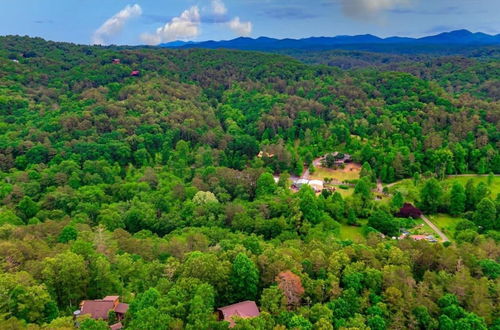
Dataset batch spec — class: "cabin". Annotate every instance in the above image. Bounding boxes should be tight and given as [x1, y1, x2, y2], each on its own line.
[396, 203, 423, 219]
[217, 301, 260, 328]
[130, 70, 140, 76]
[112, 58, 121, 64]
[78, 296, 129, 323]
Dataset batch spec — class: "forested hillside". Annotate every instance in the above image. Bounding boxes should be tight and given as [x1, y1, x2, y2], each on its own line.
[0, 36, 499, 329]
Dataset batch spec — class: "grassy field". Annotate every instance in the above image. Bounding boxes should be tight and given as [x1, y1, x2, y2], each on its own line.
[311, 163, 361, 182]
[332, 186, 355, 198]
[428, 213, 462, 240]
[339, 224, 365, 242]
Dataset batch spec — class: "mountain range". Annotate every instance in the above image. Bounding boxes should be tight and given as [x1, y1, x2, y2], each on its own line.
[160, 30, 500, 53]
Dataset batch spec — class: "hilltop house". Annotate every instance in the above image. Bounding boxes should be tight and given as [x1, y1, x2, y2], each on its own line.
[217, 301, 260, 328]
[78, 296, 128, 329]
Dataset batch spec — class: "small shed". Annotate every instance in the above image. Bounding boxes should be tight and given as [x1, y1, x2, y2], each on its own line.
[112, 59, 121, 64]
[130, 70, 140, 76]
[396, 203, 422, 219]
[217, 301, 260, 328]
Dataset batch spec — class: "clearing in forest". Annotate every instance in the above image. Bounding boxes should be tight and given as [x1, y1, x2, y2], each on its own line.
[310, 162, 362, 183]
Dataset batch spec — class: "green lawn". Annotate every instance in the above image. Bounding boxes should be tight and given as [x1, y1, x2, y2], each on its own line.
[339, 224, 365, 242]
[333, 186, 354, 198]
[411, 219, 435, 236]
[428, 213, 462, 240]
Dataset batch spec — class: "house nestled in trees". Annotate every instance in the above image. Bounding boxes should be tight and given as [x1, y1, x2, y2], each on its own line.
[217, 301, 260, 328]
[396, 203, 423, 218]
[78, 296, 128, 328]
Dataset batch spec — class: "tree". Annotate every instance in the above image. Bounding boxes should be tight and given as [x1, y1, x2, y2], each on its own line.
[128, 307, 172, 330]
[276, 271, 304, 309]
[419, 178, 442, 214]
[229, 253, 259, 302]
[79, 318, 109, 330]
[368, 209, 399, 237]
[16, 196, 39, 222]
[487, 172, 494, 186]
[449, 182, 466, 216]
[360, 162, 374, 182]
[354, 177, 373, 208]
[473, 198, 497, 230]
[0, 209, 23, 226]
[390, 191, 404, 212]
[192, 191, 219, 205]
[465, 179, 476, 211]
[58, 226, 78, 243]
[41, 251, 89, 308]
[256, 172, 277, 197]
[260, 286, 285, 315]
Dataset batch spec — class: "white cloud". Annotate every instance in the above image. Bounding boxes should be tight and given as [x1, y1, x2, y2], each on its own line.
[340, 0, 411, 20]
[92, 4, 142, 45]
[140, 6, 201, 45]
[211, 0, 227, 16]
[228, 17, 252, 36]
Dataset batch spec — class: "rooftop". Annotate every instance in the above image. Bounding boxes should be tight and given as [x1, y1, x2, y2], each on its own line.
[218, 301, 260, 328]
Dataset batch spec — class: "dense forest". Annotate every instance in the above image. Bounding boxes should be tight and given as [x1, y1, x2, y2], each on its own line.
[0, 36, 499, 329]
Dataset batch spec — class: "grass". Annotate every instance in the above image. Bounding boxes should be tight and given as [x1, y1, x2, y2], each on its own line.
[412, 219, 434, 234]
[310, 163, 361, 182]
[332, 186, 355, 198]
[428, 213, 462, 240]
[339, 224, 365, 242]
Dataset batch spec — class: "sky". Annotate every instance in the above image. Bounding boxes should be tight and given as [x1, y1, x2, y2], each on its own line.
[0, 0, 499, 45]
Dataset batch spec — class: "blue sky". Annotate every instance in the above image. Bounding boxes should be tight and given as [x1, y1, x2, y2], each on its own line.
[0, 0, 499, 45]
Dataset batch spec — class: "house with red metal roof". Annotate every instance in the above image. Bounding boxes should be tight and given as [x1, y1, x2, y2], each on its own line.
[78, 295, 128, 328]
[217, 301, 260, 328]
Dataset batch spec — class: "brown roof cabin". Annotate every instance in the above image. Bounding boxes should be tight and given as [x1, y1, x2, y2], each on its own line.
[396, 203, 423, 219]
[80, 296, 129, 322]
[217, 301, 260, 328]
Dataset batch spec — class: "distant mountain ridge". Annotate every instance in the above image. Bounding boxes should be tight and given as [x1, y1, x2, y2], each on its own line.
[160, 30, 500, 53]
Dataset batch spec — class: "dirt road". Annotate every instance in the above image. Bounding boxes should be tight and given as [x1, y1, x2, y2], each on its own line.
[420, 215, 450, 242]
